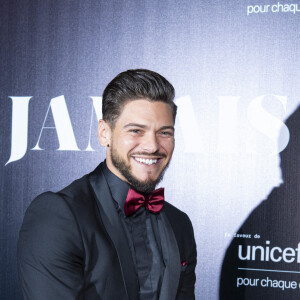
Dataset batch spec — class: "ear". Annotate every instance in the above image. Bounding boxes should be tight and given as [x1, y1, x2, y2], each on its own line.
[98, 119, 112, 147]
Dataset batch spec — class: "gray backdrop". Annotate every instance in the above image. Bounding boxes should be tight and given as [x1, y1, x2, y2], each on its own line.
[1, 0, 299, 299]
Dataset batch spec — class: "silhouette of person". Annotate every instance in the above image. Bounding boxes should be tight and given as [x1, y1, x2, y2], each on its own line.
[219, 105, 300, 299]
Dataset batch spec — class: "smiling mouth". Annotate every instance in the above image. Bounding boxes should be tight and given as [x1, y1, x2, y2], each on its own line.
[133, 157, 160, 165]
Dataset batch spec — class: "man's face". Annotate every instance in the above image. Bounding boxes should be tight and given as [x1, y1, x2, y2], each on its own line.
[103, 99, 175, 193]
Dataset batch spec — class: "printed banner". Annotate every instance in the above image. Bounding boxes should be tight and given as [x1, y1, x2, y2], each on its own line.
[1, 0, 299, 299]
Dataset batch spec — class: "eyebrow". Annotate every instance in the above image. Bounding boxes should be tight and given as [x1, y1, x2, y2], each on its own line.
[123, 123, 148, 129]
[123, 123, 174, 131]
[159, 126, 175, 131]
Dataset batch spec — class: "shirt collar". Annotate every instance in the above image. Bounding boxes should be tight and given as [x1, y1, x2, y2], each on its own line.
[102, 160, 130, 209]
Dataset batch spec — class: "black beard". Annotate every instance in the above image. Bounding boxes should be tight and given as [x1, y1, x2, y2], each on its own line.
[110, 144, 169, 194]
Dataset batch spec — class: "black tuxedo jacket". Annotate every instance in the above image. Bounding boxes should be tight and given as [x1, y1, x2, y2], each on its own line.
[18, 163, 196, 300]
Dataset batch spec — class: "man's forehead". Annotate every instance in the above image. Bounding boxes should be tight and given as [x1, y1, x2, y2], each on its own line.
[119, 99, 173, 115]
[123, 123, 175, 131]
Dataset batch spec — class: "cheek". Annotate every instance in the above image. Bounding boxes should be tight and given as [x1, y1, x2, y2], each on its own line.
[160, 139, 175, 155]
[119, 136, 140, 152]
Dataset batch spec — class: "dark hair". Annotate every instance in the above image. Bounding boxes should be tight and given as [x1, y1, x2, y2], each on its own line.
[102, 69, 177, 127]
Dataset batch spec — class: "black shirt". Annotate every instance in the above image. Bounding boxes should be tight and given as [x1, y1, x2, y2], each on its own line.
[102, 162, 165, 300]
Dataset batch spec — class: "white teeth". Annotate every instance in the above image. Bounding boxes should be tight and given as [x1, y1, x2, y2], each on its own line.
[134, 157, 158, 165]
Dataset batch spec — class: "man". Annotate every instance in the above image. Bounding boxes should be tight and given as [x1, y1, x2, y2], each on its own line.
[18, 69, 197, 300]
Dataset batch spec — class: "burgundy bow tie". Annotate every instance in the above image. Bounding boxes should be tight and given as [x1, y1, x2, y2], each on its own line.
[124, 188, 164, 216]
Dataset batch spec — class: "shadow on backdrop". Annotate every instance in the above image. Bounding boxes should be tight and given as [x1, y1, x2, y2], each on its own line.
[219, 105, 300, 299]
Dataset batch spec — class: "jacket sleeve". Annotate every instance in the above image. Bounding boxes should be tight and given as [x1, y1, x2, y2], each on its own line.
[176, 216, 197, 300]
[17, 192, 85, 300]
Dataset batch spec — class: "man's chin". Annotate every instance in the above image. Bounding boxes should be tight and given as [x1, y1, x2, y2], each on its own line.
[129, 179, 158, 194]
[129, 166, 169, 193]
[135, 174, 159, 184]
[123, 173, 163, 193]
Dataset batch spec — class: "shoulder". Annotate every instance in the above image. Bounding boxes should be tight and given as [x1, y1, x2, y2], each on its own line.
[18, 166, 104, 271]
[23, 173, 92, 218]
[55, 163, 106, 210]
[58, 174, 91, 202]
[20, 189, 83, 235]
[164, 201, 192, 226]
[22, 171, 99, 233]
[163, 201, 194, 239]
[23, 191, 74, 223]
[19, 173, 93, 240]
[18, 190, 85, 262]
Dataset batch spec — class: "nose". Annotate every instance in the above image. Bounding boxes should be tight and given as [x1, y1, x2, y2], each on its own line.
[141, 132, 159, 153]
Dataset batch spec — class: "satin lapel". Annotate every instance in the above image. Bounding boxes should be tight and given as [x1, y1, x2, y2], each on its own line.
[88, 164, 138, 300]
[158, 210, 181, 300]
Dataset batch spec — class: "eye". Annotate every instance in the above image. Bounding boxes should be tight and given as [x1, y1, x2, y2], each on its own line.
[130, 129, 142, 134]
[160, 131, 174, 137]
